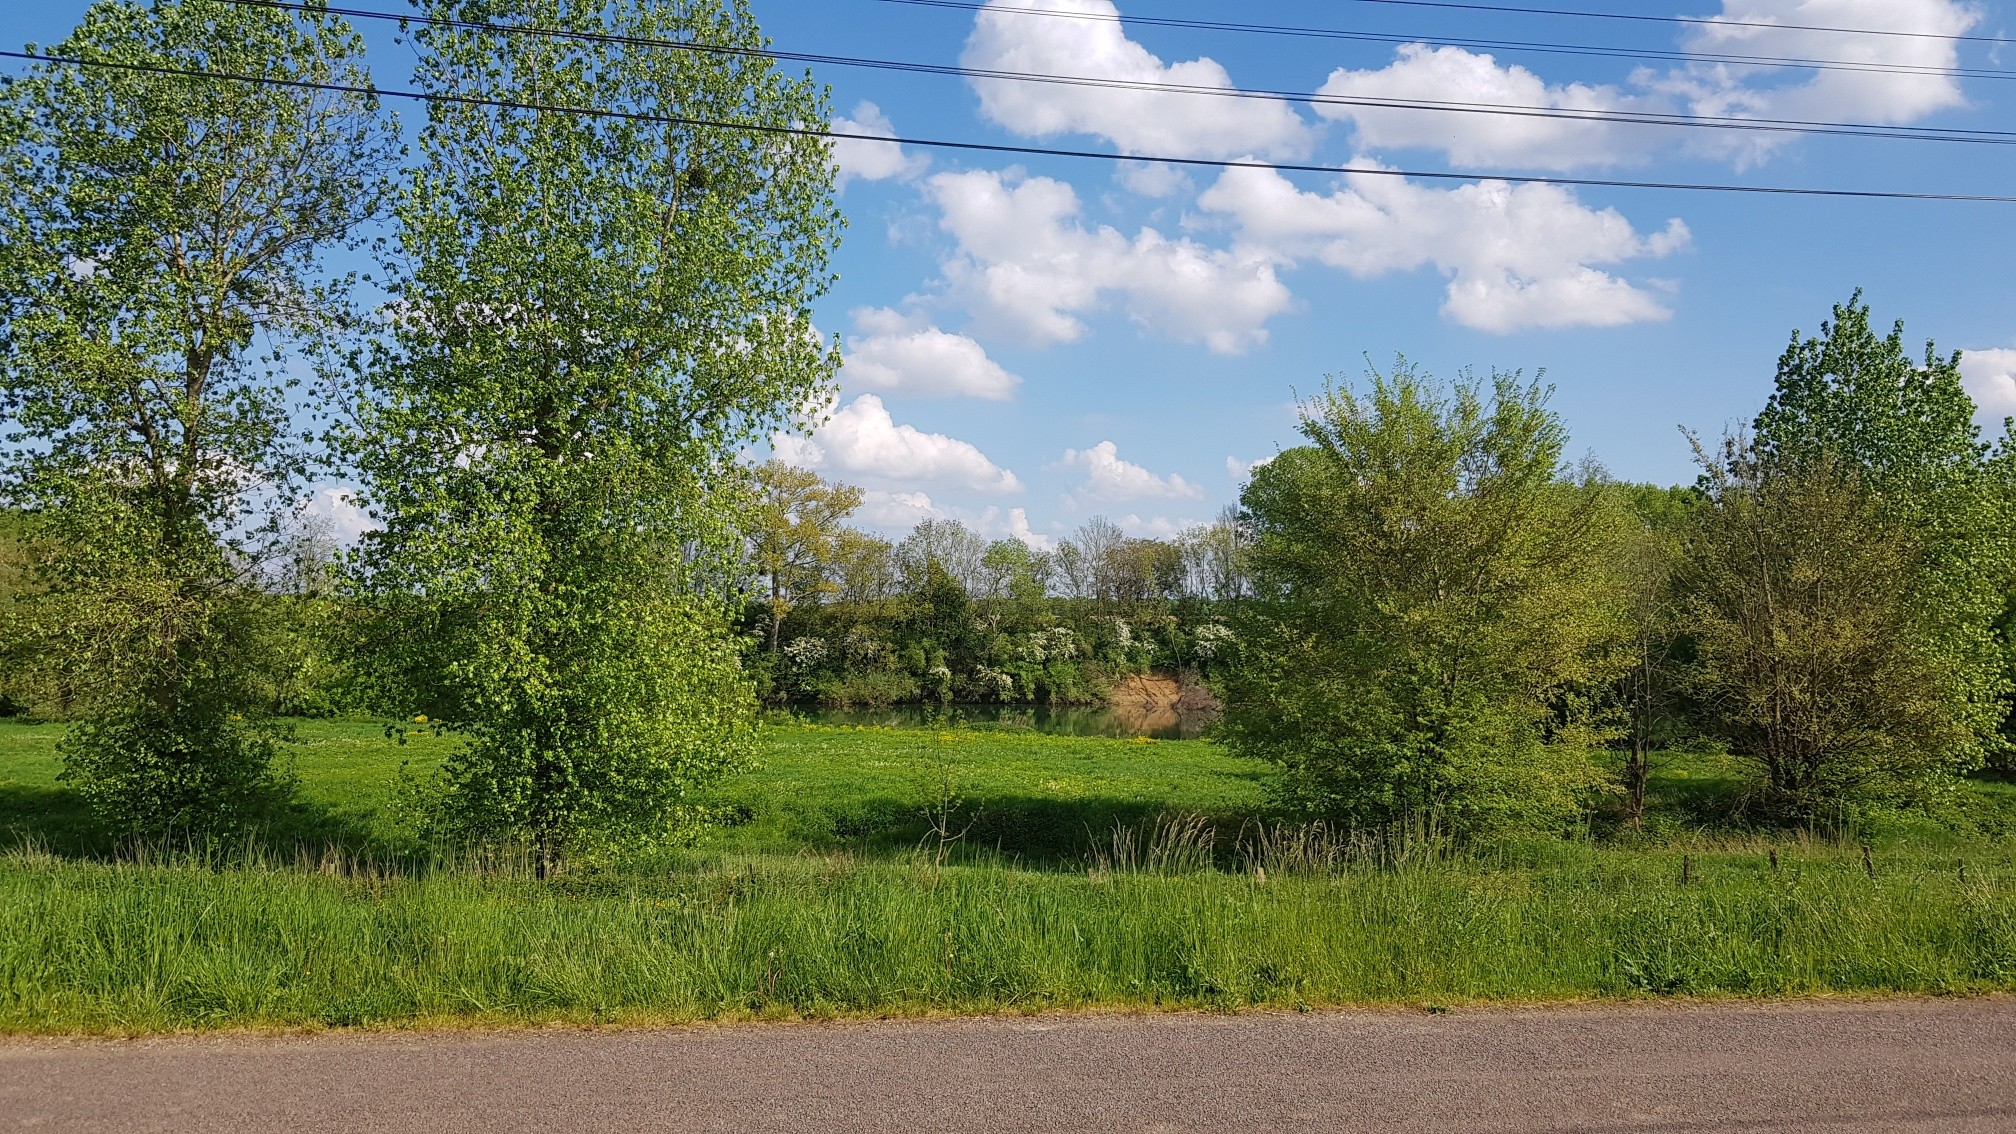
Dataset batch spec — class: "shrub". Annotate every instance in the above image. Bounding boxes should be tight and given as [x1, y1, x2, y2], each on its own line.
[57, 708, 294, 837]
[1223, 366, 1628, 836]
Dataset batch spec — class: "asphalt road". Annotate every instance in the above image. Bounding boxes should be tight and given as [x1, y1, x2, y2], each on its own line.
[3, 999, 2013, 1132]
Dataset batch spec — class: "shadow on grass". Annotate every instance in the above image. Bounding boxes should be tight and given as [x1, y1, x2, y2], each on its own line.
[750, 790, 1269, 869]
[0, 780, 403, 863]
[0, 781, 101, 856]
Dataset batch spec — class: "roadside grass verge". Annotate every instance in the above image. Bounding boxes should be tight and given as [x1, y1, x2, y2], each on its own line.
[2, 719, 2014, 1033]
[3, 840, 2013, 1033]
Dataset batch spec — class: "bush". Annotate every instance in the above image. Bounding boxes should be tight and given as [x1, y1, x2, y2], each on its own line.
[1223, 366, 1627, 836]
[57, 708, 294, 837]
[811, 670, 918, 709]
[1678, 444, 1967, 815]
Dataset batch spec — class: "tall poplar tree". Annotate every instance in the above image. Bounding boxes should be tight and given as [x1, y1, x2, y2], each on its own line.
[0, 0, 393, 832]
[351, 0, 841, 867]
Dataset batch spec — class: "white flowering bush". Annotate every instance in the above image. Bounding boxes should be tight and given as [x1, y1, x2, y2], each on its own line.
[782, 636, 828, 673]
[924, 664, 954, 702]
[1014, 625, 1079, 665]
[1192, 621, 1235, 661]
[841, 626, 885, 666]
[973, 664, 1016, 702]
[1042, 626, 1079, 660]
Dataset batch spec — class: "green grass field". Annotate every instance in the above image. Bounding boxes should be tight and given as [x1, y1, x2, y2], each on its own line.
[3, 719, 2014, 1033]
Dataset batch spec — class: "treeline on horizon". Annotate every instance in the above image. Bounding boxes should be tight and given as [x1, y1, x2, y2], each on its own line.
[3, 1, 2015, 866]
[736, 299, 2016, 834]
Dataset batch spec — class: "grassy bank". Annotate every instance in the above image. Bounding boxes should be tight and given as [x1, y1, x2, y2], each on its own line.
[2, 720, 2014, 1033]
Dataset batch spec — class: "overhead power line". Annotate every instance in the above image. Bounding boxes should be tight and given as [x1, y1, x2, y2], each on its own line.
[879, 0, 2014, 79]
[222, 0, 2016, 83]
[216, 0, 2016, 150]
[976, 0, 2016, 46]
[5, 49, 2014, 205]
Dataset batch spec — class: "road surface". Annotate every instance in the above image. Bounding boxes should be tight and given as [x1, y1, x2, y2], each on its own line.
[3, 998, 2012, 1132]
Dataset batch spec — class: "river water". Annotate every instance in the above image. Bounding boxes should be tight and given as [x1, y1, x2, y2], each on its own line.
[792, 703, 1220, 741]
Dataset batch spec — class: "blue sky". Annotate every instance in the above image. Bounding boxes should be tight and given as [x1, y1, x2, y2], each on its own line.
[9, 0, 2016, 545]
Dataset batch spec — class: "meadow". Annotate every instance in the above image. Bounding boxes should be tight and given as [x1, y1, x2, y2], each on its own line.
[2, 719, 2015, 1033]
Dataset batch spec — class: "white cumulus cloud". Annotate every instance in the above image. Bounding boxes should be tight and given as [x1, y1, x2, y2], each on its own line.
[1316, 45, 1666, 172]
[843, 307, 1022, 400]
[1226, 454, 1274, 479]
[1116, 160, 1191, 198]
[1060, 440, 1205, 503]
[1197, 163, 1689, 333]
[300, 485, 378, 543]
[774, 394, 1023, 494]
[1114, 513, 1198, 539]
[771, 431, 825, 469]
[1007, 507, 1053, 551]
[962, 0, 1310, 160]
[927, 168, 1293, 353]
[1312, 1, 1981, 173]
[848, 494, 1057, 545]
[830, 101, 929, 185]
[858, 489, 945, 528]
[1960, 347, 2016, 422]
[1680, 0, 1978, 123]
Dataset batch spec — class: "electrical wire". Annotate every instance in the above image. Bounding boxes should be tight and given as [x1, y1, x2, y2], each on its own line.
[877, 0, 2014, 80]
[215, 0, 2016, 149]
[903, 0, 2016, 46]
[6, 48, 2014, 204]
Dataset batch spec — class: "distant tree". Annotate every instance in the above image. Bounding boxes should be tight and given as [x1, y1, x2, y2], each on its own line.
[746, 461, 862, 652]
[0, 0, 394, 832]
[1108, 537, 1184, 602]
[0, 511, 34, 715]
[1997, 586, 2016, 764]
[1051, 539, 1093, 600]
[1677, 439, 1962, 814]
[979, 538, 1049, 603]
[1751, 294, 2016, 772]
[828, 528, 898, 605]
[1611, 484, 1698, 825]
[348, 0, 841, 870]
[250, 512, 349, 719]
[1179, 507, 1247, 600]
[895, 518, 987, 593]
[1073, 516, 1128, 602]
[902, 561, 976, 698]
[1223, 365, 1628, 835]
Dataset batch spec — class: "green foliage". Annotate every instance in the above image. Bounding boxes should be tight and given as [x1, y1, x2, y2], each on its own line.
[1224, 364, 1629, 835]
[747, 461, 864, 652]
[766, 592, 1214, 709]
[418, 585, 760, 860]
[1678, 442, 1965, 814]
[979, 537, 1049, 604]
[1752, 293, 2016, 772]
[56, 708, 292, 836]
[1609, 483, 1701, 824]
[733, 467, 1248, 708]
[804, 669, 919, 709]
[348, 0, 841, 866]
[0, 511, 34, 716]
[0, 0, 394, 830]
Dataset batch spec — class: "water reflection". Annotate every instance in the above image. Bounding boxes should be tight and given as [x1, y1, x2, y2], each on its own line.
[795, 702, 1220, 740]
